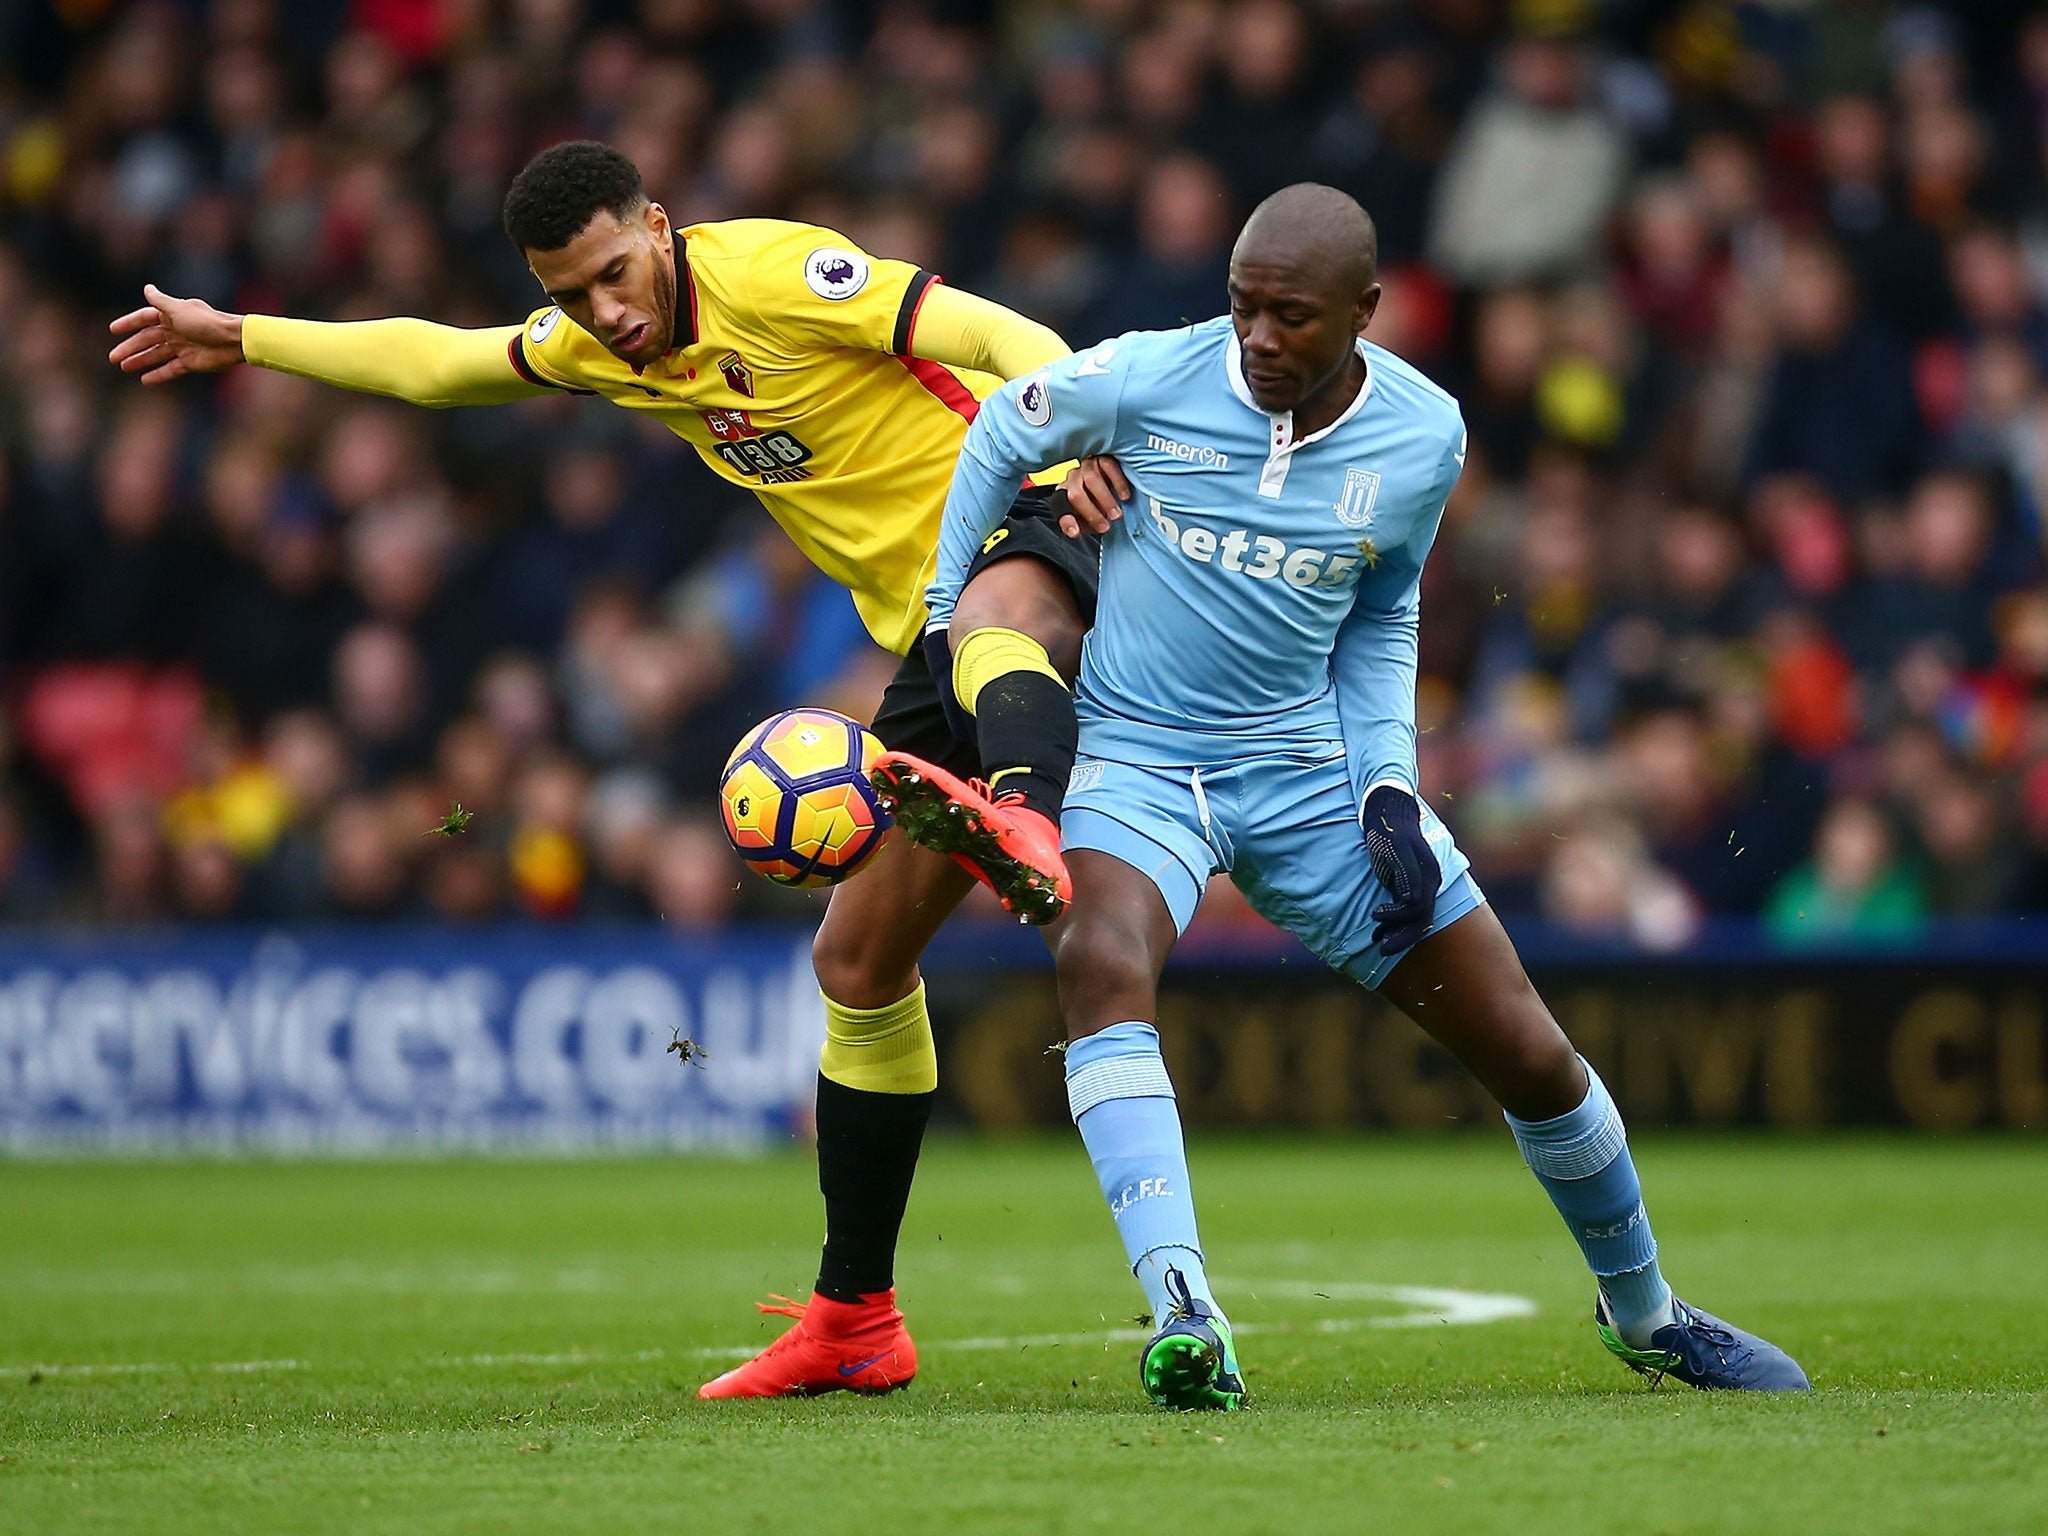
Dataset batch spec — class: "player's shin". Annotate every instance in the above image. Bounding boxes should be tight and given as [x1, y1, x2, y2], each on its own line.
[1063, 1022, 1220, 1325]
[952, 626, 1077, 823]
[813, 983, 938, 1303]
[1504, 1058, 1676, 1347]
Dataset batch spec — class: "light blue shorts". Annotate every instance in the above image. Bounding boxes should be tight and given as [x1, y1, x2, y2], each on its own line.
[1062, 749, 1484, 989]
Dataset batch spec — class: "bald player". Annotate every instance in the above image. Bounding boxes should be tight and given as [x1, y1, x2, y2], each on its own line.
[903, 183, 1810, 1409]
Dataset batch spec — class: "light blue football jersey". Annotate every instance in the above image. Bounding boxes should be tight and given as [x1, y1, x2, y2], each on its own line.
[927, 315, 1465, 801]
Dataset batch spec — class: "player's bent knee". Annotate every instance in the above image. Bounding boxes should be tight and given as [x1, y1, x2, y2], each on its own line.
[1511, 1022, 1580, 1090]
[1493, 1003, 1583, 1112]
[955, 561, 1084, 681]
[1010, 598, 1084, 682]
[1055, 919, 1157, 1034]
[811, 915, 919, 1012]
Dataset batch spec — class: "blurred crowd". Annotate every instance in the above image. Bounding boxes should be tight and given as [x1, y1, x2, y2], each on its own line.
[3, 0, 2048, 944]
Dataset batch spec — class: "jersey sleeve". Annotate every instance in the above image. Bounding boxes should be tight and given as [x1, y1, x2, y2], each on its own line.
[924, 336, 1133, 630]
[508, 306, 601, 394]
[735, 225, 937, 357]
[906, 282, 1069, 380]
[1333, 419, 1465, 806]
[242, 313, 544, 407]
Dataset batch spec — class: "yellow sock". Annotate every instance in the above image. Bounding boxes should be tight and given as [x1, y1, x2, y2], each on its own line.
[951, 627, 1064, 717]
[819, 982, 938, 1094]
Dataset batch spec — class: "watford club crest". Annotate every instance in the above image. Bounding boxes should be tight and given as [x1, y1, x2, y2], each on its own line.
[719, 351, 754, 397]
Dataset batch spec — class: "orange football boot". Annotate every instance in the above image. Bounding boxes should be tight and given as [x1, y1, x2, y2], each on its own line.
[869, 752, 1071, 924]
[697, 1290, 917, 1399]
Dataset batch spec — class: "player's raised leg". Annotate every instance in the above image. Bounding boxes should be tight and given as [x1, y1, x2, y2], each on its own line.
[1054, 848, 1244, 1411]
[1379, 904, 1810, 1392]
[698, 831, 973, 1399]
[952, 544, 1083, 824]
[710, 525, 1097, 1397]
[875, 509, 1089, 924]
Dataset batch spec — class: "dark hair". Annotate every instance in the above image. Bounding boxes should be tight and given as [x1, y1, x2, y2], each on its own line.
[502, 141, 647, 252]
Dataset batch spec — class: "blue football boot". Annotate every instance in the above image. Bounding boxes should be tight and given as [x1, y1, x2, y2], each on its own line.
[1140, 1268, 1246, 1411]
[1596, 1293, 1810, 1392]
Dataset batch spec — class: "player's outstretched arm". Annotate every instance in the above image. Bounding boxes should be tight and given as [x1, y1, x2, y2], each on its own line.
[110, 286, 543, 408]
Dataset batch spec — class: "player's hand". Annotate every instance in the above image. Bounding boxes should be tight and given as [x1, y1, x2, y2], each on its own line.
[922, 626, 976, 744]
[1362, 785, 1440, 955]
[1057, 455, 1131, 537]
[108, 284, 246, 384]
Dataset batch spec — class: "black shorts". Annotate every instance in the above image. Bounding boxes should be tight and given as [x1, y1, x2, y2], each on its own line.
[869, 486, 1100, 779]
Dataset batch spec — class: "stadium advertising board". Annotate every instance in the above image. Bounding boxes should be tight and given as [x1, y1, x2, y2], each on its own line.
[0, 929, 823, 1152]
[3, 923, 2043, 1148]
[926, 923, 2048, 1134]
[937, 969, 2048, 1133]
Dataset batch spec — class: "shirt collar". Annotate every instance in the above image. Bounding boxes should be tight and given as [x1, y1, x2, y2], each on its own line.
[672, 238, 699, 350]
[679, 237, 704, 348]
[1224, 329, 1375, 448]
[639, 240, 698, 376]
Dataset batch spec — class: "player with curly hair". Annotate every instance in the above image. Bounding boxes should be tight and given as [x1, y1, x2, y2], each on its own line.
[111, 139, 1101, 1400]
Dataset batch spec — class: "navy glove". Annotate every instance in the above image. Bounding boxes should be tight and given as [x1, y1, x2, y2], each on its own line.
[1362, 784, 1440, 955]
[922, 626, 977, 745]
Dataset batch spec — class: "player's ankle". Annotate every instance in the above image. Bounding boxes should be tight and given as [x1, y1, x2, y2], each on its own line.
[804, 1288, 899, 1329]
[987, 768, 1065, 824]
[811, 1282, 891, 1306]
[968, 662, 1077, 819]
[1601, 1267, 1676, 1349]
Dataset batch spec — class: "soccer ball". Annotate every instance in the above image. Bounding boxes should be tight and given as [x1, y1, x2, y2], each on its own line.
[719, 708, 892, 887]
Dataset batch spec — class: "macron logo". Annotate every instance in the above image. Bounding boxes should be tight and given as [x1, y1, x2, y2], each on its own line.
[1147, 434, 1228, 470]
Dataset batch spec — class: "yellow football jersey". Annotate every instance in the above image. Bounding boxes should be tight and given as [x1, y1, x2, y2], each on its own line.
[508, 220, 1034, 654]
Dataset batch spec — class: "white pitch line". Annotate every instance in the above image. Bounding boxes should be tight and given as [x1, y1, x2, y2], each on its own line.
[1226, 1278, 1539, 1329]
[928, 1280, 1537, 1355]
[0, 1282, 1536, 1380]
[0, 1358, 307, 1380]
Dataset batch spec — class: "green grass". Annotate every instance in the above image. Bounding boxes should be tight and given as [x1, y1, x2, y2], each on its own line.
[2, 1138, 2044, 1535]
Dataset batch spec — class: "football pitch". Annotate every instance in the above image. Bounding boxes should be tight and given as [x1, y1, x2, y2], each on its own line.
[2, 1137, 2043, 1535]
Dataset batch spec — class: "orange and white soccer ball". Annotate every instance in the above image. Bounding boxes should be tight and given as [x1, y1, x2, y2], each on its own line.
[718, 708, 892, 887]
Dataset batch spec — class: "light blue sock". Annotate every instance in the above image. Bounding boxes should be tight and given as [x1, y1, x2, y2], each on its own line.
[1504, 1059, 1676, 1348]
[1064, 1022, 1222, 1327]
